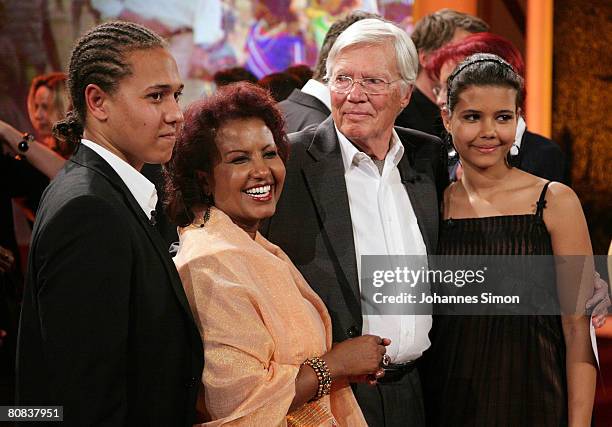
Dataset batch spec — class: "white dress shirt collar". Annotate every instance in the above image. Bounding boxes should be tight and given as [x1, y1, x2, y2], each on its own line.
[513, 116, 527, 154]
[301, 79, 332, 112]
[81, 139, 158, 220]
[336, 125, 431, 363]
[336, 126, 404, 173]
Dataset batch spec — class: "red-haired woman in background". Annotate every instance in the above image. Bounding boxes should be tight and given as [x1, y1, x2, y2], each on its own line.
[0, 72, 70, 179]
[0, 73, 70, 403]
[26, 72, 73, 158]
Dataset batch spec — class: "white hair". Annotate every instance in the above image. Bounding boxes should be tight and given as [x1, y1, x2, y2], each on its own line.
[325, 19, 419, 87]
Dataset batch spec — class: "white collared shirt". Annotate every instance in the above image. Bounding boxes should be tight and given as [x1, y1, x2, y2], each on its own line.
[512, 116, 527, 155]
[81, 139, 158, 220]
[301, 79, 332, 112]
[337, 127, 432, 363]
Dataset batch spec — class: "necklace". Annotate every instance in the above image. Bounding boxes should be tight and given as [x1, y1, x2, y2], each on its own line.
[189, 206, 211, 229]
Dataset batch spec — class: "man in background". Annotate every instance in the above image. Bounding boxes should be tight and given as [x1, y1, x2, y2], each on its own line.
[278, 10, 380, 133]
[395, 8, 488, 136]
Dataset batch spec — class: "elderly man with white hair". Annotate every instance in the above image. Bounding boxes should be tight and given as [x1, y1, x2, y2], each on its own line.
[264, 19, 448, 426]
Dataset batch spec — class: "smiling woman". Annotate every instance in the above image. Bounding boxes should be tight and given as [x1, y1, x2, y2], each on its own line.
[164, 82, 289, 232]
[165, 82, 390, 426]
[202, 116, 286, 236]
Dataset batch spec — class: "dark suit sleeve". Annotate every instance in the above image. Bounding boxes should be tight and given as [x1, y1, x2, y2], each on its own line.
[3, 157, 49, 211]
[407, 130, 449, 201]
[32, 195, 132, 425]
[537, 144, 568, 184]
[434, 138, 450, 200]
[278, 91, 330, 134]
[517, 131, 569, 184]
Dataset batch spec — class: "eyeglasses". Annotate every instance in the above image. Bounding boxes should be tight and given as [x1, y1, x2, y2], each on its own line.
[327, 75, 402, 95]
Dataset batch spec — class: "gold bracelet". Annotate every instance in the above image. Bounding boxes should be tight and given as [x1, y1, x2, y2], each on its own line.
[302, 356, 332, 401]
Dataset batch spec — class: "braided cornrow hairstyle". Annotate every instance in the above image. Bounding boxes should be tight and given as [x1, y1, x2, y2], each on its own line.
[53, 21, 166, 148]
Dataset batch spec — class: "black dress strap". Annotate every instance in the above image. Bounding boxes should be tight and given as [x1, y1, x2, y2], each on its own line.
[535, 181, 553, 218]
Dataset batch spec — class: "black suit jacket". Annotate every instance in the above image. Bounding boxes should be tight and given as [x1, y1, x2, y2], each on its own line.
[16, 145, 203, 426]
[511, 130, 569, 184]
[141, 163, 179, 250]
[264, 117, 448, 342]
[277, 88, 331, 134]
[395, 87, 443, 137]
[0, 156, 48, 405]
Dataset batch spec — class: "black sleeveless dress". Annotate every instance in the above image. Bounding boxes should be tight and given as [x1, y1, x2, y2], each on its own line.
[422, 182, 568, 426]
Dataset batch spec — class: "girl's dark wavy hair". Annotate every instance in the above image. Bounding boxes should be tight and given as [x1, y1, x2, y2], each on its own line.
[446, 53, 524, 112]
[164, 82, 289, 227]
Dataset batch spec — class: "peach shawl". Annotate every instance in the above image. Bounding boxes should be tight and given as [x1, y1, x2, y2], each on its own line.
[174, 208, 366, 426]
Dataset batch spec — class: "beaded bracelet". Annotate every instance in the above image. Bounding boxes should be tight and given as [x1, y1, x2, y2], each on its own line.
[18, 132, 34, 154]
[302, 356, 332, 401]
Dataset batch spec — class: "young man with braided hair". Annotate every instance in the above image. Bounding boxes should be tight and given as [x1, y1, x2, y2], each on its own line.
[16, 21, 203, 426]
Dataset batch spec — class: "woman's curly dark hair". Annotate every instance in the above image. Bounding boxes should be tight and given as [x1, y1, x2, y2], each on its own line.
[164, 82, 289, 227]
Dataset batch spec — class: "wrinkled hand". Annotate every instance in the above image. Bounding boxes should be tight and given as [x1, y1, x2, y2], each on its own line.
[323, 335, 390, 380]
[587, 271, 610, 328]
[0, 246, 15, 273]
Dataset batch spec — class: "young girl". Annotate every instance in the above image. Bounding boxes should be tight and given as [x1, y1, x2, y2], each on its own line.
[423, 53, 596, 426]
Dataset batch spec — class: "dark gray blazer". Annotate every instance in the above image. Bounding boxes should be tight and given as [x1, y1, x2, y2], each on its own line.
[264, 117, 448, 343]
[17, 144, 203, 426]
[277, 88, 331, 134]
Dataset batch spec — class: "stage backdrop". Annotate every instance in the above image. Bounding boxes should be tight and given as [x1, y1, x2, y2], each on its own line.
[31, 0, 415, 106]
